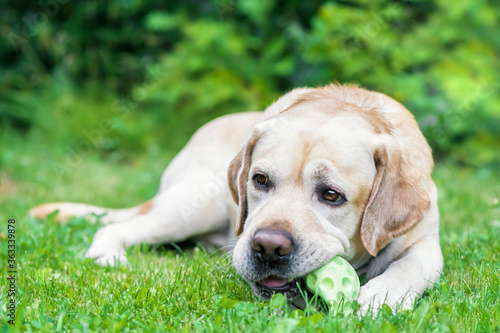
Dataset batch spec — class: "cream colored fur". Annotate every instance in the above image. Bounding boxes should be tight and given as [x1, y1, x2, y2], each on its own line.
[30, 84, 443, 314]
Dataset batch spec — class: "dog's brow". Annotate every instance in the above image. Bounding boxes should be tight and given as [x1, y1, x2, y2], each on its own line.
[309, 161, 351, 196]
[313, 163, 328, 176]
[251, 163, 276, 177]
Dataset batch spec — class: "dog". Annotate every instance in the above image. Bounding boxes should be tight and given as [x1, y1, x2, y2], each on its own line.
[30, 84, 443, 313]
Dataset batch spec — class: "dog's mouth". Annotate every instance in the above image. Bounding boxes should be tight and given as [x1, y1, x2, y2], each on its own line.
[255, 275, 304, 299]
[258, 276, 298, 290]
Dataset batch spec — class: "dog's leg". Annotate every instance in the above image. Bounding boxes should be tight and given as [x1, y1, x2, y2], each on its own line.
[357, 234, 443, 314]
[29, 201, 152, 224]
[85, 171, 231, 266]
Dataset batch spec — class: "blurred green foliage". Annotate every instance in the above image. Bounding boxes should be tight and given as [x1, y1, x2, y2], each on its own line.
[1, 0, 499, 166]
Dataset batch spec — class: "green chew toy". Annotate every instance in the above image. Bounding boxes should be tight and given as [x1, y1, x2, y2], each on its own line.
[305, 256, 360, 313]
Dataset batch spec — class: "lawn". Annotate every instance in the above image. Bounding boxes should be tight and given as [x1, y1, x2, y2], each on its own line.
[1, 96, 499, 332]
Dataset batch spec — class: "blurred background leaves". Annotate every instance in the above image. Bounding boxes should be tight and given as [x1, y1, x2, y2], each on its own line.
[1, 0, 499, 167]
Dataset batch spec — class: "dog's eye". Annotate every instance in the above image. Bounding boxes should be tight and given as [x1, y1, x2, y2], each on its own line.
[253, 174, 269, 189]
[323, 190, 343, 203]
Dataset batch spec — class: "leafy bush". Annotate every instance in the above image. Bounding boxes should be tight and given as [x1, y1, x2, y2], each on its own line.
[295, 0, 500, 166]
[134, 0, 500, 166]
[1, 0, 499, 166]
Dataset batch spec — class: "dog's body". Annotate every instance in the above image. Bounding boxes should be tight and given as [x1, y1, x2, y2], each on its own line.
[31, 84, 443, 313]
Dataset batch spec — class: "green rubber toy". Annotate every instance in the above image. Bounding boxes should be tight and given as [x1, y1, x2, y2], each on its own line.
[305, 256, 360, 313]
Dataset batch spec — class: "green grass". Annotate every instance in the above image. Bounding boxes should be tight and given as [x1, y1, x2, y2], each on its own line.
[1, 95, 499, 332]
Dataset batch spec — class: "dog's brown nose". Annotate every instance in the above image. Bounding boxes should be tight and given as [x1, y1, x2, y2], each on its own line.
[252, 228, 294, 263]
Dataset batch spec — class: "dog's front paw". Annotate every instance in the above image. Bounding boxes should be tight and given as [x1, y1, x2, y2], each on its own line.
[86, 225, 128, 266]
[357, 279, 417, 316]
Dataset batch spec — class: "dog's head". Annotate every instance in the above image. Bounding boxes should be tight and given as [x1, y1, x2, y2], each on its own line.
[228, 84, 433, 301]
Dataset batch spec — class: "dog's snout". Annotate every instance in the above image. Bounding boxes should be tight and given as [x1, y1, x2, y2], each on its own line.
[252, 228, 294, 263]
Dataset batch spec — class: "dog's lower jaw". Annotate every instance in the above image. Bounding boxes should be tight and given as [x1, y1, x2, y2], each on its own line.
[249, 278, 306, 303]
[249, 279, 312, 311]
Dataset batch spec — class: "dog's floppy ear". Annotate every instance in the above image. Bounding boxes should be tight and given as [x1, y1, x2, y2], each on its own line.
[361, 144, 431, 256]
[228, 129, 260, 236]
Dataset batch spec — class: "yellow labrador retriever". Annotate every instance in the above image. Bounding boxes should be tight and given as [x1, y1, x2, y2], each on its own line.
[31, 84, 443, 313]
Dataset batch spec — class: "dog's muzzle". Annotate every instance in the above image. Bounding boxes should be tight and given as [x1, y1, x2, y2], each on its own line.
[249, 228, 305, 299]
